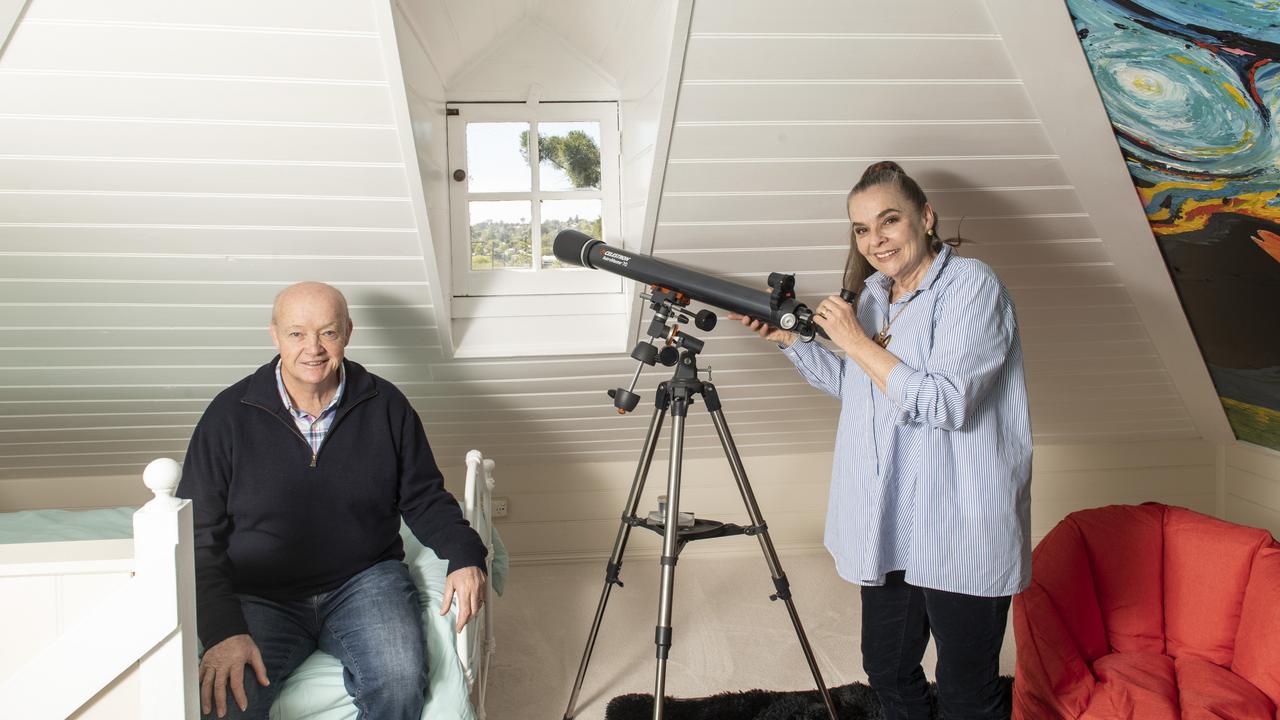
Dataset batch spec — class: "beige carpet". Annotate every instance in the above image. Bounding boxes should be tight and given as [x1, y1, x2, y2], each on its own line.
[485, 549, 1017, 720]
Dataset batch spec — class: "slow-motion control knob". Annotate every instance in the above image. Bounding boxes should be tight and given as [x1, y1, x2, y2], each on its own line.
[608, 387, 641, 413]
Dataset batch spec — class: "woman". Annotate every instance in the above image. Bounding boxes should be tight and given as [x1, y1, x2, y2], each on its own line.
[732, 161, 1031, 720]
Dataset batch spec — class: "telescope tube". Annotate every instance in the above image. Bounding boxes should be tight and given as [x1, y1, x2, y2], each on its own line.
[553, 229, 813, 332]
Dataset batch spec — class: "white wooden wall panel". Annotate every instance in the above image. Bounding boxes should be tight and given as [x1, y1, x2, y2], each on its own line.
[4, 363, 439, 388]
[0, 0, 444, 483]
[6, 256, 425, 284]
[0, 118, 401, 163]
[0, 328, 436, 352]
[23, 0, 378, 31]
[688, 0, 997, 35]
[682, 38, 1015, 82]
[4, 22, 385, 81]
[0, 351, 441, 378]
[0, 282, 433, 306]
[1, 428, 193, 445]
[3, 304, 433, 329]
[984, 0, 1231, 443]
[0, 74, 395, 125]
[677, 83, 1037, 124]
[1, 195, 414, 229]
[0, 440, 189, 458]
[1014, 284, 1132, 308]
[664, 157, 1073, 194]
[1, 227, 423, 257]
[1026, 358, 1164, 380]
[1224, 442, 1280, 536]
[668, 122, 1054, 160]
[0, 163, 410, 204]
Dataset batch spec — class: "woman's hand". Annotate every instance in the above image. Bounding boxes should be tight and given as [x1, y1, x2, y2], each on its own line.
[813, 295, 866, 352]
[728, 312, 797, 347]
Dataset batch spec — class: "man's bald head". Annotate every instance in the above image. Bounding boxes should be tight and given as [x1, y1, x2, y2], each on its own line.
[269, 282, 353, 397]
[271, 282, 351, 329]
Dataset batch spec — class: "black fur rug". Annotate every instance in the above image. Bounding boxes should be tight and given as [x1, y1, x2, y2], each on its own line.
[604, 677, 1013, 720]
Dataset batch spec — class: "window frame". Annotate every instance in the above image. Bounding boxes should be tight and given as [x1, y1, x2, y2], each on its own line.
[445, 101, 623, 297]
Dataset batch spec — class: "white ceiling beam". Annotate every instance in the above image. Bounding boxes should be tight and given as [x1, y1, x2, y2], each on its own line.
[984, 0, 1233, 443]
[374, 0, 455, 357]
[628, 0, 694, 346]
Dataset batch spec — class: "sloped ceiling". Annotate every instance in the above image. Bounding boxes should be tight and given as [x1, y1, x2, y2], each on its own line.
[396, 0, 668, 93]
[0, 0, 1229, 497]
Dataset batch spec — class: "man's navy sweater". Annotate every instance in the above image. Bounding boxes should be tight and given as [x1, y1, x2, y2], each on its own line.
[177, 358, 486, 648]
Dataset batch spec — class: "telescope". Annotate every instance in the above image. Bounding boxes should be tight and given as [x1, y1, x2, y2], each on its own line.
[555, 227, 846, 720]
[553, 229, 855, 414]
[552, 229, 846, 342]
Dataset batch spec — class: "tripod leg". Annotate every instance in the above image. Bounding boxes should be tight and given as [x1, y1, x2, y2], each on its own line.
[563, 400, 668, 720]
[706, 395, 840, 720]
[652, 395, 688, 720]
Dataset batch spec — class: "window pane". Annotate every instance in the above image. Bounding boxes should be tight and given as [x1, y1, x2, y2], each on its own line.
[541, 199, 603, 269]
[466, 122, 531, 193]
[538, 122, 602, 191]
[470, 201, 531, 271]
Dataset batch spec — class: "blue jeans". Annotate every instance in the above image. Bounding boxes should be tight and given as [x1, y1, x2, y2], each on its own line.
[209, 559, 428, 720]
[861, 571, 1012, 720]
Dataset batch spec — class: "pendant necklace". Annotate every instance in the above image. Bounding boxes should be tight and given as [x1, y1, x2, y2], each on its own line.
[874, 294, 916, 348]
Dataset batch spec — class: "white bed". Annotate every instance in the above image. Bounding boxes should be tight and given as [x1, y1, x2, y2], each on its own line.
[0, 451, 505, 720]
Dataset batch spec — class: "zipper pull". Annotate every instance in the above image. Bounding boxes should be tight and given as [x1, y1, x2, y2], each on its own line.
[310, 453, 317, 468]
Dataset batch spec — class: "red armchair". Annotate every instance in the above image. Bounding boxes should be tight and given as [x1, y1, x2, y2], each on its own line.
[1013, 503, 1280, 719]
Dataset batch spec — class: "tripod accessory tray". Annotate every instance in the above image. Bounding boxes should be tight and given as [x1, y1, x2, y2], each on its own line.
[629, 516, 759, 549]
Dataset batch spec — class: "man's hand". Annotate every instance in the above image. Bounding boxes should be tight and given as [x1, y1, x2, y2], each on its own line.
[440, 566, 487, 633]
[199, 633, 269, 718]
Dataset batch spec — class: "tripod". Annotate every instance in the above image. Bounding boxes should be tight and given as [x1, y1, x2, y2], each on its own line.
[562, 291, 838, 720]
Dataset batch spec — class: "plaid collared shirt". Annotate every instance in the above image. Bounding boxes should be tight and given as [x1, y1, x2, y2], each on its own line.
[275, 360, 346, 455]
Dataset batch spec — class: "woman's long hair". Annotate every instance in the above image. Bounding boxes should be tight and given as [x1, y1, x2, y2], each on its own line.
[842, 161, 962, 291]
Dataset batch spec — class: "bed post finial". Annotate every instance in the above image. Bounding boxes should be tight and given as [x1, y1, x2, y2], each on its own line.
[142, 457, 183, 512]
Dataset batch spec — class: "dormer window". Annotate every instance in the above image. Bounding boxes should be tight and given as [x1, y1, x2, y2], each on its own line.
[446, 102, 622, 297]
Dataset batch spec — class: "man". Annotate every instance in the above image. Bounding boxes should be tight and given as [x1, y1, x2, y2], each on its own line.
[178, 282, 486, 719]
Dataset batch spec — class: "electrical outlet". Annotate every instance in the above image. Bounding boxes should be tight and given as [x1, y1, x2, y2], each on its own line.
[491, 496, 509, 519]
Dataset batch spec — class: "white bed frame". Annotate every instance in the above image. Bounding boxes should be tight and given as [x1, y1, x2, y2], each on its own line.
[0, 458, 198, 719]
[459, 450, 498, 719]
[0, 452, 498, 720]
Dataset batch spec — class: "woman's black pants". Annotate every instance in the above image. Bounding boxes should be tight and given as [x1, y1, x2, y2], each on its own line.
[860, 571, 1012, 720]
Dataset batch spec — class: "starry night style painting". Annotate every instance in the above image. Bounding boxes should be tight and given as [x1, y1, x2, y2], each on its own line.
[1066, 0, 1280, 450]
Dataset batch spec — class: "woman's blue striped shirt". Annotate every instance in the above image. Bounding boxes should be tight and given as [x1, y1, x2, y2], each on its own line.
[782, 245, 1033, 597]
